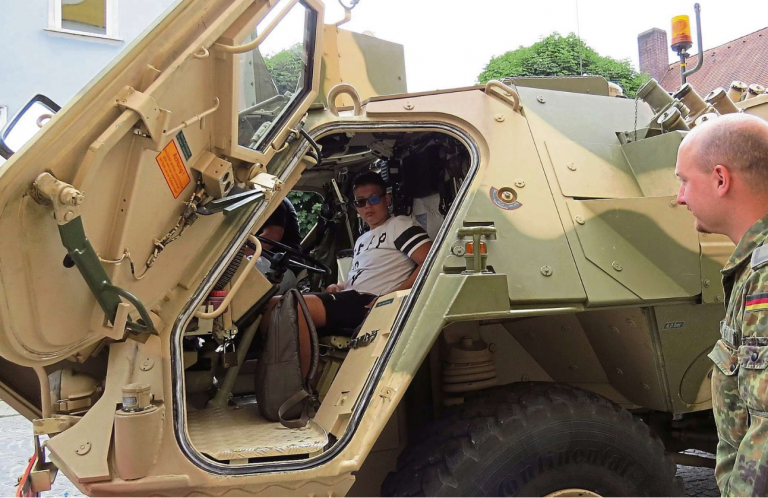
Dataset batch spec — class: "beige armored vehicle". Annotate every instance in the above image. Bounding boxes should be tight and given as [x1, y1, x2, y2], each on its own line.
[3, 0, 768, 496]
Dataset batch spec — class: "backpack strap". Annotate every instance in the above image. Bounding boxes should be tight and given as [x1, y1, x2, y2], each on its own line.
[276, 290, 320, 429]
[278, 389, 317, 429]
[290, 289, 320, 383]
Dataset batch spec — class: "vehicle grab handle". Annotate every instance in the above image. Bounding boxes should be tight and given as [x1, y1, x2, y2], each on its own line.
[194, 235, 262, 319]
[327, 83, 363, 117]
[485, 80, 521, 113]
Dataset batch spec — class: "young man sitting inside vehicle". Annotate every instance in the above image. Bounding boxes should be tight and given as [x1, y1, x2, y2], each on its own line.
[261, 171, 433, 343]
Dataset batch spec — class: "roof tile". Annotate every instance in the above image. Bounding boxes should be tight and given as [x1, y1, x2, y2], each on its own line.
[658, 27, 768, 96]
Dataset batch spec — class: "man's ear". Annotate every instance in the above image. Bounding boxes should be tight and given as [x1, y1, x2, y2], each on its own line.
[713, 165, 731, 197]
[385, 192, 392, 206]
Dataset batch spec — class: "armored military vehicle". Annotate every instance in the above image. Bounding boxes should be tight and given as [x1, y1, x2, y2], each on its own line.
[4, 0, 768, 496]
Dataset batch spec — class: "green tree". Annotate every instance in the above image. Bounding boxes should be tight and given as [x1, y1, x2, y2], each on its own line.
[478, 32, 649, 97]
[264, 44, 303, 95]
[287, 191, 322, 236]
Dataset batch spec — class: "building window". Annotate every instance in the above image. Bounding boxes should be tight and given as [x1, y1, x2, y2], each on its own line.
[48, 0, 119, 40]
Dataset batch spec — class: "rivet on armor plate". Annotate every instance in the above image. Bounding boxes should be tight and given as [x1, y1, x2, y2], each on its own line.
[610, 326, 620, 334]
[612, 261, 623, 271]
[642, 383, 651, 391]
[76, 441, 92, 456]
[514, 179, 525, 188]
[566, 162, 577, 171]
[537, 96, 546, 103]
[494, 114, 505, 122]
[670, 199, 678, 207]
[575, 215, 585, 225]
[616, 368, 624, 376]
[540, 265, 553, 276]
[404, 102, 414, 110]
[626, 319, 636, 327]
[703, 279, 711, 287]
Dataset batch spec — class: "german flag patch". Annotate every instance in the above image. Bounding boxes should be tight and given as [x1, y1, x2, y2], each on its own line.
[746, 293, 768, 312]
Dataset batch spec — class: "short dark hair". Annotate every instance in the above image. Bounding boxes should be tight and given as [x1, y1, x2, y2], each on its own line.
[352, 171, 387, 194]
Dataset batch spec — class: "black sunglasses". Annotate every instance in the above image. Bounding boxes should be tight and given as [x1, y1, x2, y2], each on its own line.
[351, 195, 384, 208]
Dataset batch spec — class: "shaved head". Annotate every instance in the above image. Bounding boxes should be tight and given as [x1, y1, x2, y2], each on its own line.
[676, 112, 768, 242]
[681, 113, 768, 191]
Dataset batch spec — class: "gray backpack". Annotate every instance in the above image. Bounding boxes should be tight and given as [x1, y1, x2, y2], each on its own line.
[254, 289, 319, 428]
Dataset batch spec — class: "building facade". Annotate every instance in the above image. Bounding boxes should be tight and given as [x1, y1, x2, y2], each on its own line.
[1, 0, 176, 120]
[638, 26, 768, 96]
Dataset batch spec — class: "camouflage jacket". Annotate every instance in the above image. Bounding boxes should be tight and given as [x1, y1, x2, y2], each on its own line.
[709, 214, 768, 496]
[711, 214, 768, 363]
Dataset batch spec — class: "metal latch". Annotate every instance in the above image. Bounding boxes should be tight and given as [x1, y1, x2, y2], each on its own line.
[349, 329, 378, 349]
[457, 224, 497, 274]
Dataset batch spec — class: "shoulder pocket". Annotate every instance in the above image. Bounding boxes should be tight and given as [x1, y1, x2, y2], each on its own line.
[738, 344, 768, 413]
[709, 339, 739, 376]
[739, 343, 768, 370]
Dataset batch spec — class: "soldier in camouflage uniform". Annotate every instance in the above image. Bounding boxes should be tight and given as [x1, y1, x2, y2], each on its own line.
[676, 113, 768, 496]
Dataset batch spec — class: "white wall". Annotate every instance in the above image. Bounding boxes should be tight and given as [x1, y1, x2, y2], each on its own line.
[0, 0, 177, 119]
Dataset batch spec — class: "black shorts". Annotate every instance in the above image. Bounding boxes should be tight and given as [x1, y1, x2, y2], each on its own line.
[312, 290, 376, 336]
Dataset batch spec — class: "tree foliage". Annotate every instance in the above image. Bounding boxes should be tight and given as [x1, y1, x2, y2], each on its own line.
[287, 190, 322, 236]
[264, 43, 304, 95]
[478, 32, 649, 97]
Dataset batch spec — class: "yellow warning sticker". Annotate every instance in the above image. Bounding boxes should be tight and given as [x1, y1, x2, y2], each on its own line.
[156, 140, 191, 199]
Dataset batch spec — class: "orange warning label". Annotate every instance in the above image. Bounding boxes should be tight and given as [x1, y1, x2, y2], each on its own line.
[156, 140, 191, 199]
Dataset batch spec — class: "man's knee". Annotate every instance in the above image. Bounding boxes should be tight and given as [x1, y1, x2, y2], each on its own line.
[302, 295, 327, 328]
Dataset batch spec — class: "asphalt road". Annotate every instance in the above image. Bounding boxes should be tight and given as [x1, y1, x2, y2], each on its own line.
[0, 401, 719, 497]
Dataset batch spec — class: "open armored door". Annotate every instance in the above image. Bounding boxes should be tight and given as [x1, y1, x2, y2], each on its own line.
[0, 0, 323, 368]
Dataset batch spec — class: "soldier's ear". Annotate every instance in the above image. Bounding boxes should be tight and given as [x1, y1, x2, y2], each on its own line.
[713, 164, 731, 197]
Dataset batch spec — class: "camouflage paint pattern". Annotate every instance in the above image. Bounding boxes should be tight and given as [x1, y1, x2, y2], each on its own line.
[710, 214, 768, 496]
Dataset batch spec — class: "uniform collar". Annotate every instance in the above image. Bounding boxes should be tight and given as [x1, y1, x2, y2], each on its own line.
[723, 213, 768, 275]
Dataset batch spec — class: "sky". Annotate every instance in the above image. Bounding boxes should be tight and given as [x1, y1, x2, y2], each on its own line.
[317, 0, 768, 92]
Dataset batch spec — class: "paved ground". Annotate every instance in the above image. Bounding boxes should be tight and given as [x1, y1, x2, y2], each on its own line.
[0, 401, 719, 497]
[677, 450, 720, 497]
[0, 402, 80, 497]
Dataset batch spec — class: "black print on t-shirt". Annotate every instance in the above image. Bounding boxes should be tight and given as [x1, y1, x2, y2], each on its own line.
[349, 269, 364, 286]
[356, 241, 365, 256]
[376, 233, 387, 249]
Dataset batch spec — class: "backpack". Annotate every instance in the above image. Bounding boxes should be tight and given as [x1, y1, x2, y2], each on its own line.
[254, 289, 319, 428]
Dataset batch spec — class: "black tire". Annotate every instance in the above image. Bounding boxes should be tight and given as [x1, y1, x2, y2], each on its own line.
[382, 382, 684, 497]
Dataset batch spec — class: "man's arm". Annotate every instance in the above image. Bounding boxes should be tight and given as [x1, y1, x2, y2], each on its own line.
[397, 241, 432, 291]
[326, 282, 346, 293]
[260, 225, 285, 244]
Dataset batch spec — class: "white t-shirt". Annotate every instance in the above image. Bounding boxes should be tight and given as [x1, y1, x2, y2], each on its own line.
[346, 215, 431, 296]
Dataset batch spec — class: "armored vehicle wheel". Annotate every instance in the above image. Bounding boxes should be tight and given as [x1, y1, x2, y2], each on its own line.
[382, 383, 683, 497]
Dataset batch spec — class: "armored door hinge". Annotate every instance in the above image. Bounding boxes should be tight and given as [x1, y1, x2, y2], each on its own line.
[116, 86, 171, 149]
[32, 415, 80, 436]
[32, 173, 84, 225]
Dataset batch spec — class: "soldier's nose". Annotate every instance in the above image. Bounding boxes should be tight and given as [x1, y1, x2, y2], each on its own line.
[676, 188, 686, 206]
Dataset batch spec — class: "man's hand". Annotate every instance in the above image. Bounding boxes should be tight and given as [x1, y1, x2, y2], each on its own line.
[326, 283, 346, 293]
